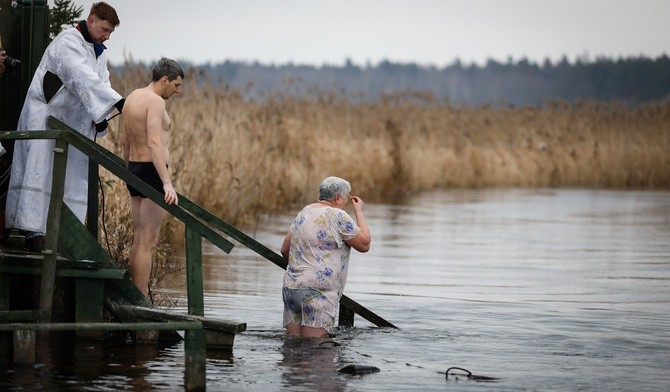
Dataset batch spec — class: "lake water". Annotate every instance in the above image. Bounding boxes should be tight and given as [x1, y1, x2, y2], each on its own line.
[2, 188, 669, 391]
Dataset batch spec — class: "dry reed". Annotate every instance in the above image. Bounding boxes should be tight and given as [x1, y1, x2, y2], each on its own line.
[97, 64, 670, 283]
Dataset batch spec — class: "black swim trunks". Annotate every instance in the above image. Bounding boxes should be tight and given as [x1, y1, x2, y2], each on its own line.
[126, 161, 164, 198]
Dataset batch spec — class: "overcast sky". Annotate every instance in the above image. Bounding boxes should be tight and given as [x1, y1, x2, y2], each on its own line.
[55, 0, 669, 67]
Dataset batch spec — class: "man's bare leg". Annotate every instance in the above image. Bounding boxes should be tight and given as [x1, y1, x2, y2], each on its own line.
[284, 323, 328, 338]
[129, 196, 166, 298]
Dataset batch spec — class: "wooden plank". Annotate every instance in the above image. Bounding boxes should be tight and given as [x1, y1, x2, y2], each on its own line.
[0, 130, 62, 140]
[0, 264, 127, 279]
[117, 305, 247, 334]
[0, 321, 202, 331]
[0, 310, 44, 322]
[185, 227, 204, 317]
[39, 137, 68, 320]
[0, 255, 103, 269]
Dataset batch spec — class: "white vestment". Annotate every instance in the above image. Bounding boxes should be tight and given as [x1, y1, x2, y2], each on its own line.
[5, 26, 121, 233]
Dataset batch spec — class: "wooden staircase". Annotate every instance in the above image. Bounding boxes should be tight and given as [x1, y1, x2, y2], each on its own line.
[0, 116, 397, 390]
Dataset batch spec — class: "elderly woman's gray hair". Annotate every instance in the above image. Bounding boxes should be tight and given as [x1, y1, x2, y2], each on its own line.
[318, 176, 351, 201]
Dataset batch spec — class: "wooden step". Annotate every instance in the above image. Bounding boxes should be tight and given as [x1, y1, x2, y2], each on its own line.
[117, 305, 246, 350]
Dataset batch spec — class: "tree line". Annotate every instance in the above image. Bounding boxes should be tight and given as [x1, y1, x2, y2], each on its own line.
[12, 0, 666, 107]
[187, 55, 670, 107]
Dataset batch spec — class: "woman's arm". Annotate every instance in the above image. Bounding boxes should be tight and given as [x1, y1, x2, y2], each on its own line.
[281, 231, 292, 262]
[345, 196, 371, 253]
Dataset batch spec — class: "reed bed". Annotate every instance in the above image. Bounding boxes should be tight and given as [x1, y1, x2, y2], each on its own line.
[97, 64, 670, 285]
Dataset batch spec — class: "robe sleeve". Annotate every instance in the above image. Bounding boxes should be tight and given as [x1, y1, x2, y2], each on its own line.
[48, 33, 121, 124]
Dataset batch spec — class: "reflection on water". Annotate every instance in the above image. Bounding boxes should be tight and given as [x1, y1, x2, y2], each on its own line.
[2, 189, 669, 391]
[278, 337, 347, 392]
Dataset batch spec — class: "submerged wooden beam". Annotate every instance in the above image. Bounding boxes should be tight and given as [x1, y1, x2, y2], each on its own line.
[117, 305, 247, 333]
[117, 305, 246, 350]
[0, 321, 203, 331]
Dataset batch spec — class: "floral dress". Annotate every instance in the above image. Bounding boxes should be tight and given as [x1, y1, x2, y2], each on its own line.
[282, 205, 361, 330]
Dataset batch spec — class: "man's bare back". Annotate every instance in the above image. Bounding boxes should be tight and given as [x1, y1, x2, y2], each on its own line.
[122, 85, 171, 165]
[122, 72, 181, 205]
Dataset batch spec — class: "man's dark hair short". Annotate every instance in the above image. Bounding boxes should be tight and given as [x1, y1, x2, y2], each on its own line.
[152, 58, 185, 82]
[90, 2, 120, 26]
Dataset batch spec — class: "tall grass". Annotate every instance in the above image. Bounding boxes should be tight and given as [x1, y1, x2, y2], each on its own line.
[97, 64, 670, 283]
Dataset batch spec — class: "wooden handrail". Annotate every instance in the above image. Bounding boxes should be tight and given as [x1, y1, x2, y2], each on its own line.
[0, 117, 398, 329]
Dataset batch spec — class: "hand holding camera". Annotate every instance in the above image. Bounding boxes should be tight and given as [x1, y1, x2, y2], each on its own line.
[0, 47, 21, 74]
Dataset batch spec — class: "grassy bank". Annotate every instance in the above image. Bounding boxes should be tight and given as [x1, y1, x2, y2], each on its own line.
[97, 65, 670, 281]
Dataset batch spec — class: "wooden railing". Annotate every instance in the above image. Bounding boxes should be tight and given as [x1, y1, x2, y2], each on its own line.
[0, 116, 397, 329]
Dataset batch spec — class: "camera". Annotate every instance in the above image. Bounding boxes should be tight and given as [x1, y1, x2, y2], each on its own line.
[4, 56, 21, 68]
[0, 48, 21, 69]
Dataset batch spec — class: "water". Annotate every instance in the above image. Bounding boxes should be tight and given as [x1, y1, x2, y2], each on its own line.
[2, 188, 669, 391]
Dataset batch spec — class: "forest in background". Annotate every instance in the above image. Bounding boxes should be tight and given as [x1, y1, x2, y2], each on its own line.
[138, 55, 670, 107]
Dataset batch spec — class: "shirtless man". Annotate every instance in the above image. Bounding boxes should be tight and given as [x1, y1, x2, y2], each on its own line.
[122, 58, 183, 297]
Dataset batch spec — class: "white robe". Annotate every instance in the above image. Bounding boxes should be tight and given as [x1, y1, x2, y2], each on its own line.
[5, 26, 121, 233]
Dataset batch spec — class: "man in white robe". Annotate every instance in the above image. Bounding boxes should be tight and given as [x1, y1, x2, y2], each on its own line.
[5, 2, 123, 251]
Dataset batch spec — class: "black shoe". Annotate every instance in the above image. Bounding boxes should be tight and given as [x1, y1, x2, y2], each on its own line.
[25, 235, 45, 252]
[4, 229, 26, 249]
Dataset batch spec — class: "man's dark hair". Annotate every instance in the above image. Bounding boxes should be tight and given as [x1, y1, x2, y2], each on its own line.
[90, 2, 120, 26]
[152, 58, 185, 82]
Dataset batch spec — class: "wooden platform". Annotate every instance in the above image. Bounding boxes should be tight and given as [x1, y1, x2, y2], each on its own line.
[0, 221, 246, 343]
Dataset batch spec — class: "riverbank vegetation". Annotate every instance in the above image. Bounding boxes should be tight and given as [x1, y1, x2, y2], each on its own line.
[98, 65, 670, 285]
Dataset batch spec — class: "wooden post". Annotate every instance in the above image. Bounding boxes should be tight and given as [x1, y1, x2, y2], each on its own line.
[339, 304, 355, 327]
[184, 329, 206, 391]
[39, 137, 68, 320]
[87, 160, 98, 239]
[74, 279, 105, 339]
[13, 329, 36, 364]
[184, 227, 206, 390]
[185, 227, 204, 317]
[0, 274, 9, 310]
